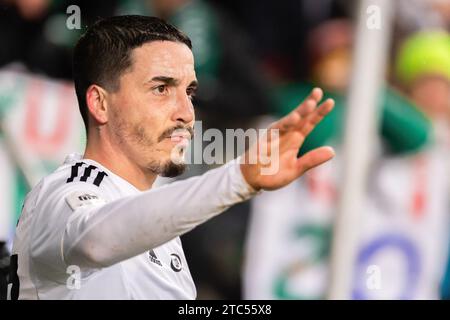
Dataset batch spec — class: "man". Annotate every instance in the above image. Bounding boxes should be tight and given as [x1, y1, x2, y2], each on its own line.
[8, 15, 334, 299]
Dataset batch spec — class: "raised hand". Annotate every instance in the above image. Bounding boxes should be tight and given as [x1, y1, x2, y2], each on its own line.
[240, 88, 335, 191]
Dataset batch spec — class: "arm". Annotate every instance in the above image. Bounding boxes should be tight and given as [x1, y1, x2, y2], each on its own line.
[63, 158, 256, 268]
[380, 87, 432, 154]
[62, 88, 334, 269]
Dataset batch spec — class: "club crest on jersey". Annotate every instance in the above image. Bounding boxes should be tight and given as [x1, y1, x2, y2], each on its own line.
[170, 253, 183, 272]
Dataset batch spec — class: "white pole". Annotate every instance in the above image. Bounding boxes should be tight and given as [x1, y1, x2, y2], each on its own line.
[327, 0, 395, 299]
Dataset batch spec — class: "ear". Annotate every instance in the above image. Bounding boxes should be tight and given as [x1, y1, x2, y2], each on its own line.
[86, 84, 108, 126]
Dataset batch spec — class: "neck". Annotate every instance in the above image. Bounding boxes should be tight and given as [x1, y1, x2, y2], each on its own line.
[83, 127, 157, 191]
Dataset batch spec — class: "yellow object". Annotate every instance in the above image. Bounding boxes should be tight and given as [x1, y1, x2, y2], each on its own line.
[396, 31, 450, 86]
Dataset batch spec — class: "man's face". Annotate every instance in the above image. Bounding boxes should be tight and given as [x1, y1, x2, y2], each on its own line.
[106, 41, 197, 177]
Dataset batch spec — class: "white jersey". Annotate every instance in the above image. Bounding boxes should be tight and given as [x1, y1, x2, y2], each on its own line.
[10, 154, 256, 300]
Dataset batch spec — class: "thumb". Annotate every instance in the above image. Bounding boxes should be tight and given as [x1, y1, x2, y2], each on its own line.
[296, 146, 335, 176]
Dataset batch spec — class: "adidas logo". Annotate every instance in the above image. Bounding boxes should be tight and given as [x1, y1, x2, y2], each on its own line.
[78, 194, 98, 201]
[148, 250, 162, 266]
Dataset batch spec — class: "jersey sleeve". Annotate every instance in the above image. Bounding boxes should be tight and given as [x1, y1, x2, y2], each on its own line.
[29, 180, 109, 275]
[33, 158, 258, 270]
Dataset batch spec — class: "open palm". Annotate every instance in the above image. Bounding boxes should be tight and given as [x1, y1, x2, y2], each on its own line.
[240, 88, 335, 191]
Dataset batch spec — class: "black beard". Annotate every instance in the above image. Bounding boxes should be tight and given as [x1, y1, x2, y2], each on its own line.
[147, 160, 187, 178]
[160, 162, 187, 177]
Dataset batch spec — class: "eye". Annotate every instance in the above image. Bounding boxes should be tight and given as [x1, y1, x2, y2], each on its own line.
[152, 85, 168, 96]
[186, 87, 197, 100]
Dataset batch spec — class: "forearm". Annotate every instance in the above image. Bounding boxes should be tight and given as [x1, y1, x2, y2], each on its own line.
[63, 158, 257, 268]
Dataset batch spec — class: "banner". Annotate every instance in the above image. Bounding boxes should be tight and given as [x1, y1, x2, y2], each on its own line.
[244, 146, 450, 299]
[0, 69, 85, 243]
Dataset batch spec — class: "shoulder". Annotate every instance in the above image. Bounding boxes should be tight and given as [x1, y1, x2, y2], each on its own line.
[31, 160, 113, 215]
[22, 160, 113, 258]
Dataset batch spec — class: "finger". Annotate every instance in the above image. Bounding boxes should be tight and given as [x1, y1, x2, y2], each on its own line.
[299, 98, 335, 136]
[293, 87, 323, 117]
[275, 98, 317, 133]
[271, 110, 301, 132]
[308, 98, 335, 126]
[305, 87, 323, 104]
[296, 98, 316, 118]
[296, 146, 335, 176]
[290, 90, 322, 120]
[271, 88, 325, 132]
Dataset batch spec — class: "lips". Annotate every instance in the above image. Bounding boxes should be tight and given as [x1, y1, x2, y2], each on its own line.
[170, 132, 190, 139]
[167, 131, 191, 144]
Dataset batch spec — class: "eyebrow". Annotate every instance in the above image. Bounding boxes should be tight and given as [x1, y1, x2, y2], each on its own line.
[149, 76, 198, 88]
[188, 80, 198, 88]
[150, 76, 179, 86]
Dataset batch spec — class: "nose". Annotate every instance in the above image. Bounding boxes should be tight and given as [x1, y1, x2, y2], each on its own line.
[171, 90, 195, 124]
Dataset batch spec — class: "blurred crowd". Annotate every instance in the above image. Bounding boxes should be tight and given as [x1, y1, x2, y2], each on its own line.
[0, 0, 450, 299]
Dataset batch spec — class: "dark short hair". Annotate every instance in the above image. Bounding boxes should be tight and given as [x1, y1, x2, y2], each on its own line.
[73, 15, 192, 131]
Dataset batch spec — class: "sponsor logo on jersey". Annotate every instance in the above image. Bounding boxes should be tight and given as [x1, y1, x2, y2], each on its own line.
[78, 194, 98, 201]
[65, 191, 106, 211]
[148, 250, 162, 266]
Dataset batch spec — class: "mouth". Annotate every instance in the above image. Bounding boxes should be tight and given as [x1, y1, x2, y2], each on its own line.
[166, 131, 191, 146]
